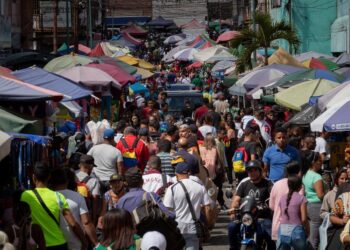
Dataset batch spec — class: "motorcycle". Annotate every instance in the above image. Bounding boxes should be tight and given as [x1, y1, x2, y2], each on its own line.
[222, 196, 269, 250]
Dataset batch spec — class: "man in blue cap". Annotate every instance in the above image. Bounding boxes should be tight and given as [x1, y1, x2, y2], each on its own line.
[163, 162, 213, 250]
[87, 128, 124, 193]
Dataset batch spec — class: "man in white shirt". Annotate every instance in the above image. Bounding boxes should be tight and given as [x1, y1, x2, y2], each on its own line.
[198, 114, 217, 138]
[314, 130, 330, 170]
[88, 129, 123, 193]
[163, 162, 212, 250]
[247, 110, 272, 146]
[142, 155, 174, 195]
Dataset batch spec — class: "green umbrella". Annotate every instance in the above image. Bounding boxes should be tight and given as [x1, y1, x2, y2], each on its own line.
[318, 58, 339, 71]
[97, 56, 137, 75]
[0, 107, 41, 134]
[222, 74, 237, 88]
[261, 94, 276, 103]
[275, 79, 339, 111]
[266, 69, 345, 90]
[44, 54, 94, 72]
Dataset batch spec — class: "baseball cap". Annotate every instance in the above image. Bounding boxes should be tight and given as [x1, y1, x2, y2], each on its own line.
[75, 133, 85, 143]
[109, 173, 123, 182]
[175, 162, 191, 174]
[124, 167, 143, 187]
[79, 154, 95, 166]
[141, 231, 167, 250]
[103, 128, 115, 139]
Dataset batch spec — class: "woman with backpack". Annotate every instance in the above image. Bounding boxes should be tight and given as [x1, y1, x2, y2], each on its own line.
[277, 176, 309, 250]
[95, 209, 141, 250]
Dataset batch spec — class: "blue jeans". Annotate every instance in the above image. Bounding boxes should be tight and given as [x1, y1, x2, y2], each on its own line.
[183, 233, 199, 250]
[228, 219, 275, 250]
[277, 224, 307, 250]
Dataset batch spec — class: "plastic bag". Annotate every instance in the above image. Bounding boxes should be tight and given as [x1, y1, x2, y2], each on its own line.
[319, 213, 331, 250]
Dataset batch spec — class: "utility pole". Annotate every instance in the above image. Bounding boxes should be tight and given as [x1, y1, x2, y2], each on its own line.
[252, 0, 256, 62]
[88, 0, 93, 48]
[66, 0, 69, 52]
[53, 0, 58, 53]
[288, 0, 292, 53]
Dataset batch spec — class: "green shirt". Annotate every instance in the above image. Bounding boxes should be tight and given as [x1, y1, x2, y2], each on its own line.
[191, 77, 203, 87]
[95, 235, 141, 250]
[21, 188, 69, 247]
[302, 170, 323, 203]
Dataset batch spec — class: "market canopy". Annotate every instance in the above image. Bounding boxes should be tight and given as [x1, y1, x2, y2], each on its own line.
[267, 69, 345, 91]
[0, 131, 11, 161]
[317, 81, 350, 111]
[135, 67, 154, 80]
[303, 57, 339, 71]
[311, 98, 350, 132]
[12, 67, 92, 102]
[283, 105, 320, 128]
[1, 52, 52, 70]
[216, 31, 240, 43]
[173, 48, 198, 61]
[181, 19, 206, 30]
[0, 76, 63, 101]
[229, 64, 303, 96]
[333, 52, 350, 65]
[211, 60, 235, 72]
[162, 45, 188, 63]
[57, 66, 121, 89]
[58, 43, 91, 55]
[121, 24, 148, 36]
[147, 16, 174, 27]
[44, 54, 94, 73]
[87, 63, 135, 86]
[193, 46, 229, 63]
[164, 34, 186, 45]
[97, 56, 137, 74]
[89, 43, 105, 57]
[0, 108, 39, 134]
[294, 51, 334, 62]
[117, 55, 139, 65]
[275, 79, 339, 111]
[268, 48, 306, 68]
[99, 42, 131, 57]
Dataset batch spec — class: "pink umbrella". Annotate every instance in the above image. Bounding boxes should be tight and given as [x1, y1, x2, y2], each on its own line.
[216, 31, 240, 43]
[87, 63, 135, 86]
[57, 65, 121, 89]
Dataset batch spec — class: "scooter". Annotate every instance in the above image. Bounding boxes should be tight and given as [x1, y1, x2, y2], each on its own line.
[222, 196, 268, 250]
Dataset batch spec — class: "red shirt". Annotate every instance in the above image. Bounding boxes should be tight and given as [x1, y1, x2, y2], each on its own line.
[194, 106, 208, 121]
[116, 135, 150, 172]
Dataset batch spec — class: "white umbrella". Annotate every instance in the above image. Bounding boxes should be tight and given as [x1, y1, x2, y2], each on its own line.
[193, 46, 228, 63]
[162, 46, 188, 63]
[173, 48, 198, 61]
[0, 131, 12, 161]
[164, 34, 186, 44]
[211, 60, 234, 72]
[206, 50, 237, 63]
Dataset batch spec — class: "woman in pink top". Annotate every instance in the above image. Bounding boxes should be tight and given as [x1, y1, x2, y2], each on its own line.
[269, 161, 301, 241]
[277, 175, 308, 250]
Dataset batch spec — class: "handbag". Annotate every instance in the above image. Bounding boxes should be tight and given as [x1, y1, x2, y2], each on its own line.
[178, 181, 210, 242]
[319, 213, 331, 250]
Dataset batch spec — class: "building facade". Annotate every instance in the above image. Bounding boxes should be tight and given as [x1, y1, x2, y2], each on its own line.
[268, 0, 337, 55]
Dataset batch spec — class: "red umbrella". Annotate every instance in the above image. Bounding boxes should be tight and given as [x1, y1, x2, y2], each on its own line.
[87, 63, 135, 86]
[0, 66, 12, 74]
[186, 61, 202, 71]
[216, 31, 240, 43]
[89, 43, 105, 57]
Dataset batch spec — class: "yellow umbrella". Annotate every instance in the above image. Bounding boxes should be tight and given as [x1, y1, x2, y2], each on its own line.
[116, 55, 139, 66]
[136, 67, 154, 79]
[268, 47, 306, 68]
[138, 59, 155, 70]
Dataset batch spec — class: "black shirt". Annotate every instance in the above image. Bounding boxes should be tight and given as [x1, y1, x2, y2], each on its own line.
[236, 178, 273, 218]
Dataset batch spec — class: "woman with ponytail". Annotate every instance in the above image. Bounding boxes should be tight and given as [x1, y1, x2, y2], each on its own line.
[277, 176, 308, 250]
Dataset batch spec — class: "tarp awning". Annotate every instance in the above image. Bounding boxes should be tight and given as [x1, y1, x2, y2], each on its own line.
[12, 67, 92, 102]
[0, 107, 39, 134]
[0, 76, 63, 101]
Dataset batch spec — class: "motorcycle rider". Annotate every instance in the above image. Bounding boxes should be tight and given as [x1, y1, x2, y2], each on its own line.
[227, 160, 275, 250]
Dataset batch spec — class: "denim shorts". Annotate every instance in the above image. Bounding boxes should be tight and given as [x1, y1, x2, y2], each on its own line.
[277, 224, 306, 250]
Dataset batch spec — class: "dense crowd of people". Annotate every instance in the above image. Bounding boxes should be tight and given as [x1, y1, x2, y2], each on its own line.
[2, 83, 350, 250]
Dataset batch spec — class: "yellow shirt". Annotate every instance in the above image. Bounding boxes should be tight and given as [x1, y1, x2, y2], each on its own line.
[21, 188, 69, 247]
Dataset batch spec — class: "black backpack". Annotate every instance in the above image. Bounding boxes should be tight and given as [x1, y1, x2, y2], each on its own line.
[132, 192, 185, 250]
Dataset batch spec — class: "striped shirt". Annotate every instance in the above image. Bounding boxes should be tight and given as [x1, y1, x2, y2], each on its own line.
[157, 152, 175, 177]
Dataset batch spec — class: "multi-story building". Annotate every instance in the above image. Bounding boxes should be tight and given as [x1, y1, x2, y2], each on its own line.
[268, 0, 337, 55]
[331, 0, 349, 55]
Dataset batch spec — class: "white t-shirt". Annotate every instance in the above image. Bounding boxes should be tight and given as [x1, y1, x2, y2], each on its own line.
[198, 125, 217, 137]
[253, 118, 271, 145]
[58, 189, 88, 250]
[315, 137, 330, 159]
[88, 144, 123, 181]
[163, 178, 211, 234]
[142, 171, 174, 194]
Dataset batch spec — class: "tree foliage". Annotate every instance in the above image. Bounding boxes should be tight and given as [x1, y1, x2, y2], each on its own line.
[230, 11, 300, 73]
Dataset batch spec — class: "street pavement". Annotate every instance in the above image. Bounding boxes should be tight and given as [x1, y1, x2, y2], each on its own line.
[203, 183, 233, 249]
